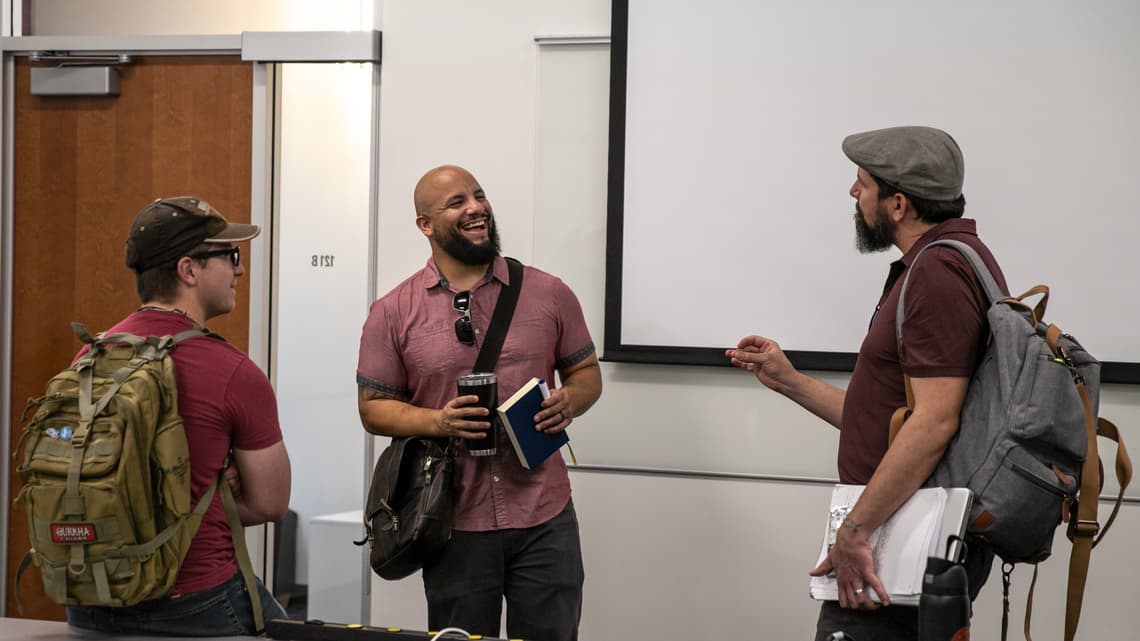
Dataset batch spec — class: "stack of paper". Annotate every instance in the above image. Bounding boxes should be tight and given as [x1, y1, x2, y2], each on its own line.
[809, 485, 969, 605]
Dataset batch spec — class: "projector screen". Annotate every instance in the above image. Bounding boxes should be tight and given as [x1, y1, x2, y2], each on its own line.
[604, 0, 1140, 383]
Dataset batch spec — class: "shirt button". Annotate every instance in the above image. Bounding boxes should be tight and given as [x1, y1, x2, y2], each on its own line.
[493, 476, 500, 482]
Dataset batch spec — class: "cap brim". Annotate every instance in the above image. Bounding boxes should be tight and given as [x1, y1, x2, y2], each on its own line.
[204, 222, 261, 243]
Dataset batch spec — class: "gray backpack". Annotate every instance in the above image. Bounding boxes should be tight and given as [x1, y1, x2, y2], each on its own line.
[891, 239, 1132, 641]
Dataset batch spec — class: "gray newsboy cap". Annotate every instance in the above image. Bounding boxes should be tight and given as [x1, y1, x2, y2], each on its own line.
[842, 126, 964, 201]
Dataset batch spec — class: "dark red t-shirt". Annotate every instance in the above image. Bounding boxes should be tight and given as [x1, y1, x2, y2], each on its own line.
[839, 218, 1008, 484]
[78, 309, 283, 595]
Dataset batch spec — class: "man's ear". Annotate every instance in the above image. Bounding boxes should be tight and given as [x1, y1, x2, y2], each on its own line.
[889, 193, 910, 223]
[174, 256, 198, 286]
[415, 215, 433, 238]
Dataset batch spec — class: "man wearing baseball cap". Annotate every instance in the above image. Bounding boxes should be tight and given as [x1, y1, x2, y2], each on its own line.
[66, 197, 292, 636]
[726, 127, 1009, 640]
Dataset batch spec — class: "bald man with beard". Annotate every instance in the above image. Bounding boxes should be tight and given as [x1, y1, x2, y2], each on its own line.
[356, 165, 602, 641]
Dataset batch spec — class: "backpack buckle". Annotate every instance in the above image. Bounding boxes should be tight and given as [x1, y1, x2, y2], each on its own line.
[1069, 518, 1100, 539]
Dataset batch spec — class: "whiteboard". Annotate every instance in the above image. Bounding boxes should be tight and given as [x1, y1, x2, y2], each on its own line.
[605, 0, 1140, 383]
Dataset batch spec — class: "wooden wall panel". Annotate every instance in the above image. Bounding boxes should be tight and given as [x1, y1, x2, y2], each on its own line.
[7, 55, 253, 620]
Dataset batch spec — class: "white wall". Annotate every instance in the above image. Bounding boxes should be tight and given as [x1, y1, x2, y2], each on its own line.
[273, 62, 375, 585]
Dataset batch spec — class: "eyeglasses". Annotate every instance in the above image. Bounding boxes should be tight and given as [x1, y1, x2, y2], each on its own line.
[452, 290, 474, 345]
[189, 246, 241, 267]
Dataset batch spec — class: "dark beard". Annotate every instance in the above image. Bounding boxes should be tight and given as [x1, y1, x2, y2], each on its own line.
[436, 221, 502, 266]
[853, 205, 894, 253]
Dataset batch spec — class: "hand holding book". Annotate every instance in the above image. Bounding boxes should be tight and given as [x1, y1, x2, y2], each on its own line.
[809, 486, 972, 606]
[531, 377, 572, 434]
[498, 377, 570, 470]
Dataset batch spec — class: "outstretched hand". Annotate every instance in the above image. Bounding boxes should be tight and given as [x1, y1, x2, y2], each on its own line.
[725, 335, 798, 394]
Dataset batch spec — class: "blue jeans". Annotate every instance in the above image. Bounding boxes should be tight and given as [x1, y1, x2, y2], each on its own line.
[67, 571, 286, 637]
[423, 500, 584, 641]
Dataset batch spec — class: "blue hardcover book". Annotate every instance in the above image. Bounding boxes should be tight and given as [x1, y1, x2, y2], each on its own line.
[497, 377, 568, 470]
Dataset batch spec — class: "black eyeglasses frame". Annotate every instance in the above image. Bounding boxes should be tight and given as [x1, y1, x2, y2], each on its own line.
[189, 246, 241, 267]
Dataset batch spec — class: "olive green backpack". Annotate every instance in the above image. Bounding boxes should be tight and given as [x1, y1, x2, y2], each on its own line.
[15, 323, 263, 630]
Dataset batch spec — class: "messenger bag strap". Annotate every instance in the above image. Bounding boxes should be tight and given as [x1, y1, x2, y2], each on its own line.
[473, 257, 524, 373]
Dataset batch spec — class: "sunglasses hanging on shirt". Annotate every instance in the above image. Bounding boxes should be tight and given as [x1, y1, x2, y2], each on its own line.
[452, 290, 475, 345]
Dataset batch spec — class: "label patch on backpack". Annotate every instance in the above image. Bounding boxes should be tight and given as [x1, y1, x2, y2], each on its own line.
[50, 523, 97, 543]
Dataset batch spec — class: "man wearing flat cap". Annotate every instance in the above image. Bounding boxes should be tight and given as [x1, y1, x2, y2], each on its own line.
[727, 126, 1008, 640]
[66, 197, 292, 636]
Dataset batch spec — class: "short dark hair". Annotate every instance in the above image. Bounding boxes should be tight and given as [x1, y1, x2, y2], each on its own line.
[134, 245, 211, 303]
[135, 264, 180, 303]
[873, 175, 966, 223]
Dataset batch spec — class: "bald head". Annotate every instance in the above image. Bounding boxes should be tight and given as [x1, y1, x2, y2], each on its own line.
[412, 164, 500, 265]
[414, 165, 478, 218]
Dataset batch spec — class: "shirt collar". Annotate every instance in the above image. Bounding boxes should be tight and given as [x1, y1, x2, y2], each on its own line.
[881, 218, 977, 294]
[897, 218, 978, 270]
[418, 255, 510, 291]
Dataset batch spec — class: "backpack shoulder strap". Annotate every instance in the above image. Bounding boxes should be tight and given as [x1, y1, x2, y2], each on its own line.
[894, 239, 1004, 343]
[218, 462, 265, 632]
[888, 239, 1006, 444]
[70, 326, 211, 426]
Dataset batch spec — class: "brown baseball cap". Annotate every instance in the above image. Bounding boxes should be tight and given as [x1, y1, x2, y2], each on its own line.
[125, 197, 260, 273]
[842, 126, 964, 201]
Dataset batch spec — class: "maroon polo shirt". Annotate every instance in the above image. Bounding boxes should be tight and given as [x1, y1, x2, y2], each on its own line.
[839, 218, 1008, 484]
[357, 256, 596, 531]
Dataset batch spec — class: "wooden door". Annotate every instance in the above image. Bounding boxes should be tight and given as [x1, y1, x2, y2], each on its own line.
[6, 55, 253, 620]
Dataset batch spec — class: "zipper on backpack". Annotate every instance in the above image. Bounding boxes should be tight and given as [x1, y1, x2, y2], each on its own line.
[1054, 345, 1086, 385]
[1011, 461, 1067, 497]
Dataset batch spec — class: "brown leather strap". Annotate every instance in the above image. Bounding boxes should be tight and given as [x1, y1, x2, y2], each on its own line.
[1063, 380, 1101, 641]
[1013, 284, 1049, 325]
[1025, 563, 1040, 641]
[1044, 324, 1063, 356]
[888, 374, 915, 445]
[1092, 418, 1132, 546]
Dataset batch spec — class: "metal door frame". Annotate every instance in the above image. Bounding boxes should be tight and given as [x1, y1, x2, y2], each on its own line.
[0, 30, 381, 618]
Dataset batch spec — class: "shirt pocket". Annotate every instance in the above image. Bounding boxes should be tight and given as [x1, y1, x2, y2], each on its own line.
[407, 321, 465, 377]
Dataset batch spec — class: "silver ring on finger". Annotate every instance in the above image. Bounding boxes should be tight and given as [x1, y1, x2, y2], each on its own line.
[558, 410, 566, 422]
[854, 588, 864, 596]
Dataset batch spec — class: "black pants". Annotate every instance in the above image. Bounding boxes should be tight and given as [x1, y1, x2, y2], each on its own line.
[422, 500, 584, 641]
